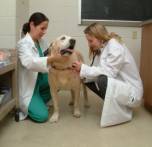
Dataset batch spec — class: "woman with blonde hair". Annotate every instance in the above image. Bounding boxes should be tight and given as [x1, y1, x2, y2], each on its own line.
[72, 23, 143, 127]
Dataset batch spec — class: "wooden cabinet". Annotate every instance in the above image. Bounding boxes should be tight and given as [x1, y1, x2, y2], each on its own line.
[0, 49, 18, 121]
[140, 20, 152, 112]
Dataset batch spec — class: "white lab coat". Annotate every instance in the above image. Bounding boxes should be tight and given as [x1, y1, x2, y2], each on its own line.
[17, 33, 49, 120]
[80, 38, 143, 127]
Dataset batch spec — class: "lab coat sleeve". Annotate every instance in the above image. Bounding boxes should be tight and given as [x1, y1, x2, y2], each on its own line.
[80, 40, 125, 79]
[80, 64, 107, 80]
[17, 41, 48, 73]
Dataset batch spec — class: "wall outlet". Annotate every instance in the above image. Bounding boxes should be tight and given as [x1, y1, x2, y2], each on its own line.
[132, 31, 137, 39]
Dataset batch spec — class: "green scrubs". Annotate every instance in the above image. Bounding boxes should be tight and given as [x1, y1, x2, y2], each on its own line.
[28, 42, 51, 122]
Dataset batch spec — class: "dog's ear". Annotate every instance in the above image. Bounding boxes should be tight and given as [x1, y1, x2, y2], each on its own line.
[47, 42, 53, 55]
[49, 42, 53, 48]
[50, 41, 61, 54]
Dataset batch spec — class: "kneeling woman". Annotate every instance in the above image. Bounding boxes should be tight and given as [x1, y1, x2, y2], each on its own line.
[17, 12, 67, 122]
[72, 23, 143, 127]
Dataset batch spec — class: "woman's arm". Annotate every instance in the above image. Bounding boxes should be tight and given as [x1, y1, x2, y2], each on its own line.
[72, 61, 107, 80]
[72, 40, 125, 79]
[17, 42, 48, 72]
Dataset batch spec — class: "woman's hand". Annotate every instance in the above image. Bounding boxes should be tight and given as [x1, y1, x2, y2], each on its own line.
[72, 61, 82, 72]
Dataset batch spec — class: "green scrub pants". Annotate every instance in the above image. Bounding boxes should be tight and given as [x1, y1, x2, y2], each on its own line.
[28, 73, 51, 122]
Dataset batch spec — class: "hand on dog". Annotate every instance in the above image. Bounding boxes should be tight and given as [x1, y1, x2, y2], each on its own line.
[72, 61, 82, 72]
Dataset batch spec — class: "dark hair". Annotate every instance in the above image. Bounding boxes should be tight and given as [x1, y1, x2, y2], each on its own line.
[22, 12, 49, 35]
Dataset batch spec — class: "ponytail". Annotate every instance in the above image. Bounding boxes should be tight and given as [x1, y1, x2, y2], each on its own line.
[22, 22, 30, 35]
[109, 32, 123, 44]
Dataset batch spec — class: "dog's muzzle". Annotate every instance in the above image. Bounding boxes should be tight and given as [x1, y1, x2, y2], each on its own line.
[60, 39, 76, 55]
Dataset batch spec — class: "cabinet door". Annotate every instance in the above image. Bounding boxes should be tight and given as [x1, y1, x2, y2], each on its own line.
[140, 23, 152, 112]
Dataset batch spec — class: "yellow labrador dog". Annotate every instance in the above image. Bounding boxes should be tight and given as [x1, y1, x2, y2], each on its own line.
[48, 35, 89, 123]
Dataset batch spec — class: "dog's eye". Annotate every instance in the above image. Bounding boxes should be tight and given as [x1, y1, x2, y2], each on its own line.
[60, 36, 66, 40]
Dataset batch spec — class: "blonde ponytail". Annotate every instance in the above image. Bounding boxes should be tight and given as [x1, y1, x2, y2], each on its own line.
[109, 32, 123, 44]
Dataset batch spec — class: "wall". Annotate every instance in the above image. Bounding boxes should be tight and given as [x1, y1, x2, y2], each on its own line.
[16, 0, 29, 42]
[0, 0, 16, 48]
[0, 0, 29, 48]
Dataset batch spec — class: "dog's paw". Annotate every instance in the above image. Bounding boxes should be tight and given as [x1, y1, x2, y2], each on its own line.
[73, 109, 81, 118]
[49, 113, 59, 123]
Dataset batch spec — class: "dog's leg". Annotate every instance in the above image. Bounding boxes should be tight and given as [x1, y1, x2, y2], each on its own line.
[72, 88, 81, 118]
[69, 90, 74, 106]
[49, 90, 60, 123]
[82, 83, 90, 108]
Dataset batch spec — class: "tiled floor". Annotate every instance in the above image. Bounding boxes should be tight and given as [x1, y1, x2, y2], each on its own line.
[0, 90, 152, 147]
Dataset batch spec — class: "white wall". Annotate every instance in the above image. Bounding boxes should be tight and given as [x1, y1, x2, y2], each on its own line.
[0, 0, 29, 48]
[16, 0, 29, 42]
[0, 0, 16, 48]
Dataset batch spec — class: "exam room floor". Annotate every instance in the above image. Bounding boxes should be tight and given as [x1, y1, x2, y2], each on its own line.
[0, 90, 152, 147]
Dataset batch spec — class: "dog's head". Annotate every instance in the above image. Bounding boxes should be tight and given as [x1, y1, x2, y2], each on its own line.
[49, 35, 76, 56]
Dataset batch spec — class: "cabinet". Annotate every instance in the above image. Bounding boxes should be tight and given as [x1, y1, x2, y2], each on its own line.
[140, 20, 152, 112]
[0, 49, 18, 121]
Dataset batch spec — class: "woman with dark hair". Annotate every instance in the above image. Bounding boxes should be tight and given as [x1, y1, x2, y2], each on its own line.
[17, 12, 66, 122]
[72, 23, 143, 127]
